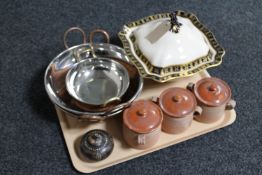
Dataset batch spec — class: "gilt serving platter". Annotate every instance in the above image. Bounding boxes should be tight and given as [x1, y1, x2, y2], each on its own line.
[118, 11, 225, 82]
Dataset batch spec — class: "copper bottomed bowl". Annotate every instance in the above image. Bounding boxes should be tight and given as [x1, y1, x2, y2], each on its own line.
[44, 27, 143, 120]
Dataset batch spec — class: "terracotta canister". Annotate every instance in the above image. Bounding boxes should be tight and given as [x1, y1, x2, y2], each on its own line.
[123, 100, 163, 149]
[187, 77, 236, 123]
[158, 87, 201, 134]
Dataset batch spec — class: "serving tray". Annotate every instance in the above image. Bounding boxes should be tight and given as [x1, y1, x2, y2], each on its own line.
[55, 70, 236, 173]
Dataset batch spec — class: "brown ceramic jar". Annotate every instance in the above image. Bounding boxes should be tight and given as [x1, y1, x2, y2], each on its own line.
[123, 100, 163, 149]
[158, 87, 201, 134]
[187, 77, 236, 123]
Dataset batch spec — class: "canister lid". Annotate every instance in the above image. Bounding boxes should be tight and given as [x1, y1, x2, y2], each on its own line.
[159, 87, 197, 117]
[194, 77, 231, 106]
[123, 100, 163, 134]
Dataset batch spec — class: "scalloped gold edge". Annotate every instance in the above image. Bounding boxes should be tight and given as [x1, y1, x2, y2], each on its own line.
[118, 11, 225, 82]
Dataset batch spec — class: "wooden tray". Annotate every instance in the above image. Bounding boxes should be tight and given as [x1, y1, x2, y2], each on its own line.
[55, 70, 236, 173]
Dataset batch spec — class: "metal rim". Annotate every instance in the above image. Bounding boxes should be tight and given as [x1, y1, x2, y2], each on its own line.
[44, 43, 143, 119]
[65, 57, 130, 107]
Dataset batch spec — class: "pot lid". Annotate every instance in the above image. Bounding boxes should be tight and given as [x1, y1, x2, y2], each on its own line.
[159, 88, 197, 117]
[194, 77, 231, 106]
[134, 13, 209, 67]
[123, 100, 162, 134]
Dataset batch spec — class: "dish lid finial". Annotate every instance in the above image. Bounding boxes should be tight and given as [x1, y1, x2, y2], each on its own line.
[169, 12, 182, 33]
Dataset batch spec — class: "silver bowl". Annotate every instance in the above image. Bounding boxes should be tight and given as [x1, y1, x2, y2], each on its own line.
[66, 58, 130, 107]
[44, 43, 143, 120]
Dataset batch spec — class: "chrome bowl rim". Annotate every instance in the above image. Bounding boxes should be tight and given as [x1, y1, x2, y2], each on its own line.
[44, 43, 143, 119]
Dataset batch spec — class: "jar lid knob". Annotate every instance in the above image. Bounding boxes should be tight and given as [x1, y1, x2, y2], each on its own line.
[209, 84, 218, 92]
[88, 133, 103, 146]
[172, 95, 183, 102]
[136, 109, 147, 117]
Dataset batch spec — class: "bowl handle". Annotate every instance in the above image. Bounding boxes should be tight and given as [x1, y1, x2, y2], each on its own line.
[63, 27, 87, 49]
[89, 29, 110, 58]
[103, 97, 121, 107]
[69, 29, 110, 61]
[89, 29, 110, 44]
[77, 115, 104, 122]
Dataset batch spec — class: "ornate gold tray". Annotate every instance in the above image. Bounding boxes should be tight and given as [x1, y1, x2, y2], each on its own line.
[118, 11, 225, 82]
[55, 70, 236, 173]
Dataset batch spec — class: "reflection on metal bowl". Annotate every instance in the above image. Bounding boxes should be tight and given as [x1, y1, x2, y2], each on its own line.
[66, 58, 130, 107]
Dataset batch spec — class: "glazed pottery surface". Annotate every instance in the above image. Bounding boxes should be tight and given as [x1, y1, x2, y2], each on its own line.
[123, 100, 163, 149]
[188, 77, 235, 123]
[158, 87, 199, 134]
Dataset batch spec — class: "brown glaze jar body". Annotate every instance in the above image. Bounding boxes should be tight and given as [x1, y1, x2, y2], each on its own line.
[158, 88, 201, 134]
[187, 77, 236, 123]
[162, 113, 194, 134]
[123, 125, 161, 149]
[123, 100, 163, 149]
[195, 105, 227, 123]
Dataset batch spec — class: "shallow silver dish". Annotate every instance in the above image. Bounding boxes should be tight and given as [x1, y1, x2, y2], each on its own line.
[44, 43, 143, 120]
[66, 58, 130, 107]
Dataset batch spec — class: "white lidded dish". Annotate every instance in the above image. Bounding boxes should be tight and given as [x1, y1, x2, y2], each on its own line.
[119, 11, 225, 82]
